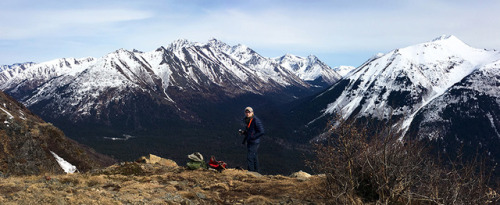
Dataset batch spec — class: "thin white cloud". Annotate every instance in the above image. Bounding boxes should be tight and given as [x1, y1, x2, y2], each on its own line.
[0, 9, 153, 39]
[0, 0, 499, 66]
[137, 0, 500, 54]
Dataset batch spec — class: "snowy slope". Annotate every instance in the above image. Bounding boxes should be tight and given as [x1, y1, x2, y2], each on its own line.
[333, 65, 356, 77]
[406, 59, 500, 165]
[273, 54, 343, 86]
[320, 35, 500, 128]
[411, 59, 500, 140]
[0, 90, 111, 175]
[0, 39, 341, 123]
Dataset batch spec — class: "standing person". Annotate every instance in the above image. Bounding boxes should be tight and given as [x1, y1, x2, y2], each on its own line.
[239, 107, 265, 172]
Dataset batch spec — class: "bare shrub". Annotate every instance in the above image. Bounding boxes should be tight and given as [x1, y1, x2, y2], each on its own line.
[309, 114, 499, 204]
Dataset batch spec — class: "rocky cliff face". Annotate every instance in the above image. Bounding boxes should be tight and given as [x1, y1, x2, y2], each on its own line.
[0, 91, 114, 176]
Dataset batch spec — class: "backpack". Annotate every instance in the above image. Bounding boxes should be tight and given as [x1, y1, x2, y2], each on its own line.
[208, 156, 227, 172]
[186, 152, 207, 170]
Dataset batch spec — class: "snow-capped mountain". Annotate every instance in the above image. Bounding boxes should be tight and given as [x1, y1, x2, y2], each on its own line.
[332, 65, 356, 77]
[273, 54, 344, 86]
[316, 35, 499, 125]
[0, 39, 341, 125]
[287, 35, 500, 172]
[293, 35, 500, 140]
[0, 38, 346, 170]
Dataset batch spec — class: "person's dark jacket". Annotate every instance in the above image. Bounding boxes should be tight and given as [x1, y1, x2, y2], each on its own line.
[244, 116, 265, 144]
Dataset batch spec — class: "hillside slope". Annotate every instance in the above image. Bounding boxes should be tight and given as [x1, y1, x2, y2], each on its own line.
[0, 159, 323, 204]
[0, 91, 114, 176]
[290, 35, 500, 139]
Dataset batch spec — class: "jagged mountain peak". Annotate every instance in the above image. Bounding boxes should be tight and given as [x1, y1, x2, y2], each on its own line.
[315, 35, 500, 135]
[354, 35, 500, 90]
[107, 48, 133, 57]
[277, 54, 320, 66]
[132, 49, 143, 53]
[0, 62, 36, 71]
[427, 35, 470, 50]
[306, 55, 319, 61]
[431, 34, 460, 42]
[206, 38, 229, 48]
[391, 35, 491, 65]
[229, 43, 255, 54]
[1, 37, 341, 125]
[273, 53, 341, 85]
[333, 65, 356, 77]
[167, 38, 231, 52]
[276, 54, 302, 64]
[167, 38, 194, 51]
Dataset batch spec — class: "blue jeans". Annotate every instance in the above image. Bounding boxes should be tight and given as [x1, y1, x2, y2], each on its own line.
[247, 142, 260, 172]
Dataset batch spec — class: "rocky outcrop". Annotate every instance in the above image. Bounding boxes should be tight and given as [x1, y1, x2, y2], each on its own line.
[136, 154, 178, 167]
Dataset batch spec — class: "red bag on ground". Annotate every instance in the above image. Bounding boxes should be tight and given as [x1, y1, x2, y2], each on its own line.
[208, 156, 227, 171]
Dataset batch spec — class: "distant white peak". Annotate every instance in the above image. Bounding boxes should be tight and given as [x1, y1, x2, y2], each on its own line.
[80, 57, 96, 62]
[307, 55, 319, 61]
[229, 43, 248, 52]
[207, 38, 219, 43]
[114, 48, 130, 53]
[1, 62, 36, 71]
[366, 53, 385, 61]
[432, 34, 457, 42]
[229, 44, 257, 57]
[155, 46, 167, 52]
[429, 35, 469, 47]
[106, 49, 134, 58]
[333, 65, 356, 77]
[233, 43, 249, 51]
[168, 39, 193, 50]
[206, 38, 229, 47]
[42, 58, 74, 66]
[278, 54, 303, 61]
[35, 57, 95, 68]
[13, 62, 36, 67]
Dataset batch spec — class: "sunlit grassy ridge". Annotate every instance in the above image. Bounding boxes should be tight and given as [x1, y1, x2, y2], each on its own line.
[0, 156, 323, 204]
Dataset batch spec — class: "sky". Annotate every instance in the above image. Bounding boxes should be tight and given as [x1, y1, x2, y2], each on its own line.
[1, 0, 499, 68]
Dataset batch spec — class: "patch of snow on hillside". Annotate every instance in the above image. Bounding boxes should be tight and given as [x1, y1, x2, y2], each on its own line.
[0, 106, 14, 119]
[50, 151, 77, 174]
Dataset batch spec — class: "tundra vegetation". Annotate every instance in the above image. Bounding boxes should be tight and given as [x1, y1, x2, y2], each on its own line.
[309, 114, 499, 204]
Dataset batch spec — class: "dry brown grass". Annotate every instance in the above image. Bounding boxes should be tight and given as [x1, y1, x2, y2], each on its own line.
[0, 162, 326, 204]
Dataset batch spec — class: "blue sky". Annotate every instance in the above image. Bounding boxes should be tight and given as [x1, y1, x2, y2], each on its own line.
[1, 0, 499, 67]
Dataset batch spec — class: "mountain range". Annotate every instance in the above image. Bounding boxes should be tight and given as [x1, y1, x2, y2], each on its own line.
[291, 35, 500, 166]
[0, 39, 344, 125]
[0, 39, 350, 174]
[1, 36, 499, 174]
